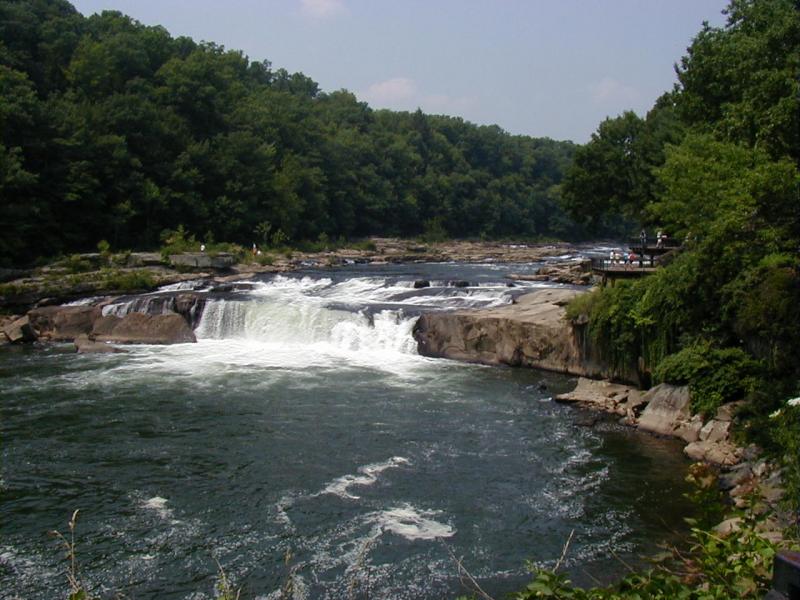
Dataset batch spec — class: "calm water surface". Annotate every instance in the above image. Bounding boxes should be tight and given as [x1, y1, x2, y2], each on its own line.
[0, 261, 693, 599]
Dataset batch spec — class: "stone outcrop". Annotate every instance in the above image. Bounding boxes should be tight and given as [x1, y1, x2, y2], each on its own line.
[91, 312, 196, 344]
[28, 305, 103, 341]
[508, 259, 593, 286]
[555, 377, 644, 422]
[2, 315, 37, 343]
[169, 252, 235, 270]
[414, 288, 633, 380]
[74, 334, 127, 354]
[684, 440, 742, 466]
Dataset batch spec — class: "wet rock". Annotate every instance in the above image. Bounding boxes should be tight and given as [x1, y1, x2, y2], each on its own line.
[74, 334, 126, 354]
[637, 384, 692, 437]
[28, 305, 103, 341]
[2, 315, 37, 343]
[555, 377, 640, 417]
[91, 313, 196, 344]
[413, 280, 431, 289]
[448, 280, 471, 288]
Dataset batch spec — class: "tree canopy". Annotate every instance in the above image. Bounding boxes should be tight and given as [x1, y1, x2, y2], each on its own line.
[0, 0, 577, 266]
[564, 0, 800, 421]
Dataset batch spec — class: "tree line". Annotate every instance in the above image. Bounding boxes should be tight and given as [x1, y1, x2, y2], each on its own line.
[0, 0, 579, 266]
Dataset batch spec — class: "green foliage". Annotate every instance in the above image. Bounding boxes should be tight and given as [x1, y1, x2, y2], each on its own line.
[159, 225, 197, 258]
[420, 217, 448, 243]
[654, 340, 762, 416]
[60, 254, 95, 274]
[101, 269, 155, 292]
[0, 1, 579, 267]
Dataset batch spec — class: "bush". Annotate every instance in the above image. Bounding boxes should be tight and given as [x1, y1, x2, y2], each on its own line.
[101, 270, 156, 292]
[61, 254, 95, 274]
[654, 340, 762, 416]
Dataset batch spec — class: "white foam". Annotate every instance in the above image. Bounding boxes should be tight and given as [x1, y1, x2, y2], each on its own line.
[320, 457, 410, 500]
[370, 504, 455, 541]
[142, 496, 172, 519]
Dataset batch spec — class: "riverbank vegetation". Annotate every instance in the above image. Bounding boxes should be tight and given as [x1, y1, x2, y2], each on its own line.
[564, 0, 799, 457]
[552, 0, 800, 595]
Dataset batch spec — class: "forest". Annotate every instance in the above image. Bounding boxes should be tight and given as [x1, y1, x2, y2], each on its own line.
[0, 0, 578, 267]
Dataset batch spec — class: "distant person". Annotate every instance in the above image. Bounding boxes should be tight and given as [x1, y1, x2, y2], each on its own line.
[640, 228, 647, 250]
[252, 243, 257, 256]
[656, 231, 663, 248]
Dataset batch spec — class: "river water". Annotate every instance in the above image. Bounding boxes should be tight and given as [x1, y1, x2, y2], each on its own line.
[0, 261, 693, 599]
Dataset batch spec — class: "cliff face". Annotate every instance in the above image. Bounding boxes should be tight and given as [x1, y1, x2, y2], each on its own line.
[413, 288, 638, 383]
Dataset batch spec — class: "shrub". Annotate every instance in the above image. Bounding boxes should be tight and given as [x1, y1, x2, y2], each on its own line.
[654, 340, 762, 416]
[102, 270, 156, 292]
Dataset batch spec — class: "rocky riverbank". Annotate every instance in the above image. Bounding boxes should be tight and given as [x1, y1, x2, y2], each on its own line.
[412, 287, 792, 541]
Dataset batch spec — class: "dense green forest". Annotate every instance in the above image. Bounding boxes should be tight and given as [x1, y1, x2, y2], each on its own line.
[561, 0, 799, 508]
[0, 0, 579, 266]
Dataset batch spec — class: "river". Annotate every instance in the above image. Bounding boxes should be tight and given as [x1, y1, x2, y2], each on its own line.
[0, 260, 693, 599]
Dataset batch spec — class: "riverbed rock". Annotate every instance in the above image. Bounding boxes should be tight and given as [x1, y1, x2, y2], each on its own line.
[636, 384, 692, 437]
[414, 288, 626, 379]
[169, 252, 235, 270]
[28, 304, 103, 341]
[555, 377, 643, 417]
[74, 334, 127, 354]
[2, 315, 37, 343]
[684, 439, 742, 466]
[91, 312, 196, 344]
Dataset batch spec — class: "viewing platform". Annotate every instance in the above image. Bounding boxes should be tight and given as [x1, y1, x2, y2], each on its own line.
[592, 236, 682, 286]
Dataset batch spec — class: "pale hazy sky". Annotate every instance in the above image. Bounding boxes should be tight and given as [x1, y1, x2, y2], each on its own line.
[70, 0, 729, 142]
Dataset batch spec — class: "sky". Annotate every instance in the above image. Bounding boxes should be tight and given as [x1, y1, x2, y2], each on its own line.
[70, 0, 730, 143]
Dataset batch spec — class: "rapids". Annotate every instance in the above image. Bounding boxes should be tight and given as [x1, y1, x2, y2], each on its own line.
[0, 262, 693, 599]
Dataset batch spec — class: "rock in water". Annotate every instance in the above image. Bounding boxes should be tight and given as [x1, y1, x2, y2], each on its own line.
[28, 305, 103, 341]
[91, 313, 196, 344]
[74, 334, 126, 354]
[2, 315, 37, 343]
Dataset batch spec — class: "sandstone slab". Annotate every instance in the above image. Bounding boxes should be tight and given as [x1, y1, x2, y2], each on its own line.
[637, 384, 692, 437]
[413, 288, 627, 380]
[28, 305, 103, 341]
[2, 315, 37, 343]
[91, 313, 196, 344]
[684, 439, 742, 466]
[74, 334, 126, 354]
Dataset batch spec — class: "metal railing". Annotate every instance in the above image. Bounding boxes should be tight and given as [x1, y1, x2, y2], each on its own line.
[590, 256, 656, 271]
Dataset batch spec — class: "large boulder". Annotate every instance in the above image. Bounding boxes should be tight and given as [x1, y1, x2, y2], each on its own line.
[413, 288, 632, 380]
[2, 315, 37, 343]
[28, 305, 103, 341]
[636, 384, 693, 437]
[684, 440, 742, 466]
[91, 312, 196, 344]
